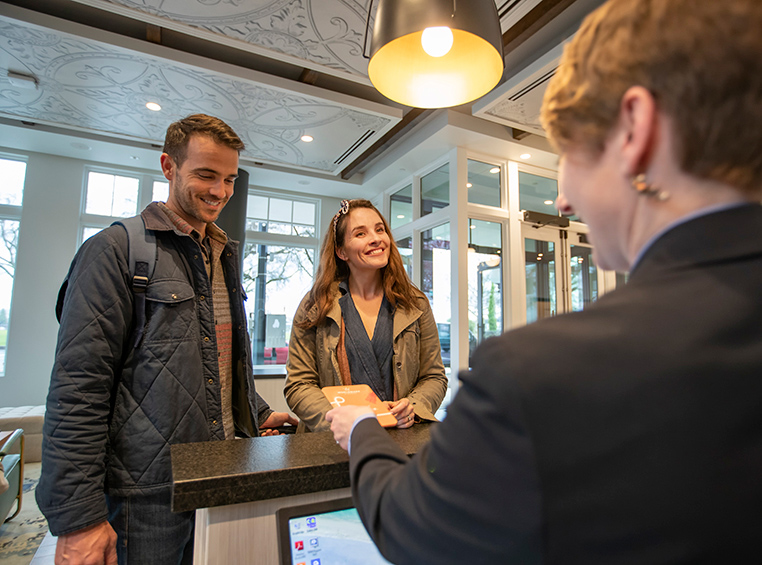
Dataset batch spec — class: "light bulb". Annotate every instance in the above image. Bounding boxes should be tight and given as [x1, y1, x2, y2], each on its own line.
[421, 27, 454, 58]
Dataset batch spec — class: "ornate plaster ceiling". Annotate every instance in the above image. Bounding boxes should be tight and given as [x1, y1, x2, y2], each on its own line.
[72, 0, 373, 82]
[0, 4, 401, 175]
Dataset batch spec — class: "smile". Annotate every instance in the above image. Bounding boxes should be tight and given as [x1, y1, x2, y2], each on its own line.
[201, 198, 222, 207]
[366, 248, 385, 256]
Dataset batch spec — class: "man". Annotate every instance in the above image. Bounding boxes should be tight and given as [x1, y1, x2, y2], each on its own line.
[37, 114, 296, 565]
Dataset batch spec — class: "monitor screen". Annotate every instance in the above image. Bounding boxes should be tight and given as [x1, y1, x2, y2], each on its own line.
[276, 497, 392, 565]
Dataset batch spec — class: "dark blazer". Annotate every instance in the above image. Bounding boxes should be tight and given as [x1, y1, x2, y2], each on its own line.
[349, 204, 762, 565]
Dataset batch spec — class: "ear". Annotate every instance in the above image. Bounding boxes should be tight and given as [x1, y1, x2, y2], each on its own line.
[335, 247, 347, 262]
[160, 153, 175, 181]
[617, 86, 658, 178]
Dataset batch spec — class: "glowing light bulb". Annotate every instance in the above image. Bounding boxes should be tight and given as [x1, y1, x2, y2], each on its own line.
[421, 27, 454, 58]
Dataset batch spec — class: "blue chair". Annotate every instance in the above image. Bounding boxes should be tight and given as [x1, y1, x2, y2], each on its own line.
[0, 428, 24, 523]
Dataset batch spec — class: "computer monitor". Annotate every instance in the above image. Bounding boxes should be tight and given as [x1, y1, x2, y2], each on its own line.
[276, 497, 392, 565]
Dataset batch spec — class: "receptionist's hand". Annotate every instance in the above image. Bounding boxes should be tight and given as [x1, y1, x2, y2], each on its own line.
[327, 405, 374, 450]
[388, 398, 415, 428]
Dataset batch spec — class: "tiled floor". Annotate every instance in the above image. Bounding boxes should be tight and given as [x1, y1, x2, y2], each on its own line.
[29, 531, 55, 564]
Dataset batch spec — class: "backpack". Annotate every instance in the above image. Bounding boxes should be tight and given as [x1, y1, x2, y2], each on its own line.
[56, 215, 156, 349]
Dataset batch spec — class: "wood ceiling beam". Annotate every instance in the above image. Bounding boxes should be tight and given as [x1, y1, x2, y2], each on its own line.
[502, 0, 578, 56]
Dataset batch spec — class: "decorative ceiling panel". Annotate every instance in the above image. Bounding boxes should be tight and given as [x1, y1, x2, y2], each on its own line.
[0, 10, 401, 175]
[74, 0, 373, 82]
[472, 40, 565, 137]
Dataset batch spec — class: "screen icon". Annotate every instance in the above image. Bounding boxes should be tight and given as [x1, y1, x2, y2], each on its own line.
[294, 541, 304, 551]
[309, 538, 319, 547]
[306, 517, 317, 529]
[311, 559, 321, 565]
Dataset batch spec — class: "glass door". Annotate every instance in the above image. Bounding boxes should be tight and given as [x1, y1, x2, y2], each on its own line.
[522, 224, 564, 324]
[568, 231, 602, 312]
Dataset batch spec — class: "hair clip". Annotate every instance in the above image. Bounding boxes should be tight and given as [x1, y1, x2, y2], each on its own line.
[333, 199, 350, 241]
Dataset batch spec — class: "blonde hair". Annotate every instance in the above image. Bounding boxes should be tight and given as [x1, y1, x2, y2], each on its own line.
[541, 0, 762, 193]
[296, 200, 419, 329]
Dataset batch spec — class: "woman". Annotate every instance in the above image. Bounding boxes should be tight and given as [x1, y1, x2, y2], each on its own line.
[326, 1, 762, 563]
[284, 199, 447, 432]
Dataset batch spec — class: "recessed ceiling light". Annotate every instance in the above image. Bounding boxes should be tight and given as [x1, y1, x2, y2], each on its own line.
[301, 135, 314, 143]
[146, 102, 161, 111]
[489, 167, 500, 174]
[544, 200, 554, 205]
[466, 182, 472, 188]
[520, 153, 531, 160]
[397, 214, 405, 219]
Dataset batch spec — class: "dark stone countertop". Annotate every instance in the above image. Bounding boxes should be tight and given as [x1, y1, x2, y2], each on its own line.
[170, 423, 434, 512]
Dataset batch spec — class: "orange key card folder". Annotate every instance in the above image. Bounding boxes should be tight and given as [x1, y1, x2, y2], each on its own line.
[322, 384, 397, 427]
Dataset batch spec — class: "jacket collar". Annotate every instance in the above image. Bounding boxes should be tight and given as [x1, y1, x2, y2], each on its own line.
[632, 203, 762, 279]
[140, 202, 238, 253]
[327, 280, 423, 339]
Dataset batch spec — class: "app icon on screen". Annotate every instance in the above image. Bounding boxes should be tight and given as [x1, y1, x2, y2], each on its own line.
[306, 517, 317, 528]
[310, 559, 321, 565]
[310, 538, 319, 547]
[294, 541, 304, 551]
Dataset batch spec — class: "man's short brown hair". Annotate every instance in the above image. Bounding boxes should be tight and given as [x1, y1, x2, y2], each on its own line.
[163, 114, 245, 166]
[541, 0, 762, 194]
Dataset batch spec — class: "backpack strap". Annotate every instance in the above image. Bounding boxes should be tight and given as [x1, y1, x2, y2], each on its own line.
[113, 215, 157, 348]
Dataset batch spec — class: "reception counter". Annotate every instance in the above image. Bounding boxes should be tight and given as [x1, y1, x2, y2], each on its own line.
[171, 423, 434, 564]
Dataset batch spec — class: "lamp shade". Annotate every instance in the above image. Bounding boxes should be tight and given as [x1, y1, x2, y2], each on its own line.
[368, 0, 504, 108]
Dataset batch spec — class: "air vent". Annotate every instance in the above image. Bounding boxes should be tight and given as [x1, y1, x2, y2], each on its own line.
[509, 67, 557, 101]
[334, 130, 374, 166]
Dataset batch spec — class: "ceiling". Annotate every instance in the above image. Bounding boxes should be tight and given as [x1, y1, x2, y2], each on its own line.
[0, 0, 604, 197]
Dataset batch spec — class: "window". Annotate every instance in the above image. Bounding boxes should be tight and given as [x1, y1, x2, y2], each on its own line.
[468, 219, 503, 363]
[80, 168, 158, 246]
[152, 180, 169, 202]
[247, 194, 316, 237]
[85, 171, 139, 217]
[396, 236, 413, 279]
[519, 171, 558, 215]
[390, 184, 413, 229]
[0, 157, 26, 375]
[242, 192, 319, 367]
[421, 163, 449, 216]
[421, 223, 451, 366]
[467, 160, 501, 207]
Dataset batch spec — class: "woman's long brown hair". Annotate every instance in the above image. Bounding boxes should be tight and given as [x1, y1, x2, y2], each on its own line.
[295, 199, 419, 329]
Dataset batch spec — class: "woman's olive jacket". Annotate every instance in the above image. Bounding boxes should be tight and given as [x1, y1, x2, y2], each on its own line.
[284, 283, 448, 432]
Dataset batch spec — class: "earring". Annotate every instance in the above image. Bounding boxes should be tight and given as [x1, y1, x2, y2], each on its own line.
[632, 174, 670, 201]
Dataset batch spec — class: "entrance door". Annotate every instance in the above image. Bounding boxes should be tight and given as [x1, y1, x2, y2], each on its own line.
[521, 224, 564, 324]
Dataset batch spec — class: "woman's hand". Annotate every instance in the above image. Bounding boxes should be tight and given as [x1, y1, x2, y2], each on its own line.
[388, 398, 415, 428]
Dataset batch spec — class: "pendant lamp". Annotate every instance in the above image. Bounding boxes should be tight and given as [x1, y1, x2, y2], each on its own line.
[367, 0, 504, 108]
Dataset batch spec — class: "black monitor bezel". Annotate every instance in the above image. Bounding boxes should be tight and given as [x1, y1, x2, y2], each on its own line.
[276, 496, 356, 565]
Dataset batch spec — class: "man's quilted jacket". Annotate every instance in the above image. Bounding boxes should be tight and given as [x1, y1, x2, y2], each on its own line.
[36, 203, 273, 536]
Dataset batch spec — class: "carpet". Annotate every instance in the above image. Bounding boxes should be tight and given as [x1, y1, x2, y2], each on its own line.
[0, 463, 49, 565]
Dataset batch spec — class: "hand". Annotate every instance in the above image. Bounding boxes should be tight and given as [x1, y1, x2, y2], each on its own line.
[55, 521, 118, 565]
[260, 411, 299, 436]
[388, 398, 415, 428]
[326, 405, 374, 450]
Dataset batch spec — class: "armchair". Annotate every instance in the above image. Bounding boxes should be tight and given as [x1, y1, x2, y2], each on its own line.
[0, 428, 24, 523]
